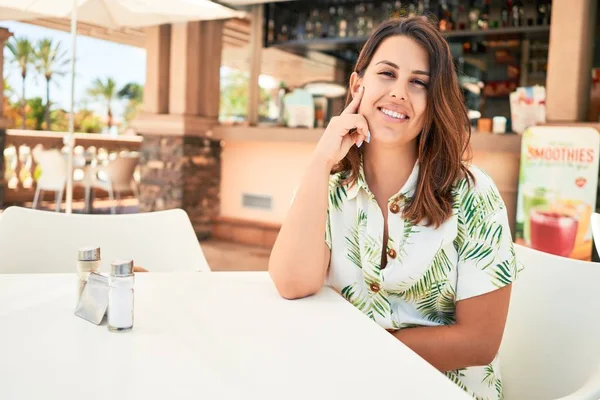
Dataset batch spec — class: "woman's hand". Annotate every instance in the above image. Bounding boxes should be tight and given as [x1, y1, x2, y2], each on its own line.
[313, 86, 370, 168]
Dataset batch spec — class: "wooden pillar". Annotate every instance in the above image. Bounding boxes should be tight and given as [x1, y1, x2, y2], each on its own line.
[546, 0, 598, 122]
[169, 21, 201, 116]
[143, 24, 171, 114]
[168, 20, 224, 118]
[247, 5, 263, 126]
[0, 28, 13, 208]
[198, 20, 225, 119]
[134, 20, 224, 239]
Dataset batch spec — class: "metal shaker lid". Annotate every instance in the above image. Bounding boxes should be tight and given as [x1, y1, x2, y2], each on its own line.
[78, 246, 101, 261]
[110, 259, 134, 276]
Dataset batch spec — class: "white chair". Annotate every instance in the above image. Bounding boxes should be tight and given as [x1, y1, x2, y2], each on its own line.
[81, 155, 140, 214]
[32, 148, 67, 212]
[0, 206, 210, 273]
[499, 244, 600, 400]
[590, 213, 600, 256]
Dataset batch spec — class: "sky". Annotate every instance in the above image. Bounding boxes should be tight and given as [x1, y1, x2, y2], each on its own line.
[1, 20, 279, 122]
[1, 20, 147, 121]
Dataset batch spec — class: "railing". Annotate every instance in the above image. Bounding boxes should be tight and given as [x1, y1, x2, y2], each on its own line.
[3, 129, 143, 205]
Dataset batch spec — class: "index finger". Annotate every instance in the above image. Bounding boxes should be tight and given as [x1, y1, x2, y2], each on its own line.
[341, 85, 364, 115]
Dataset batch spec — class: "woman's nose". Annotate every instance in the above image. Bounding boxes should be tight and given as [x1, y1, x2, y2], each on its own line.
[389, 84, 407, 101]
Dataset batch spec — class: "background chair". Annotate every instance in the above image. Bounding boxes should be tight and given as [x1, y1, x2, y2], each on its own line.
[499, 244, 600, 400]
[80, 154, 140, 214]
[31, 148, 67, 212]
[0, 207, 210, 273]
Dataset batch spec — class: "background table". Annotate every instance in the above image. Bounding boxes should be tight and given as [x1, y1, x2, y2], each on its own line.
[0, 272, 471, 399]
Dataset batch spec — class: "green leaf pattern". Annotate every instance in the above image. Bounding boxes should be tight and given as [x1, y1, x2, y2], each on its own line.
[398, 217, 418, 262]
[328, 172, 348, 212]
[325, 165, 516, 400]
[387, 246, 454, 302]
[345, 210, 367, 269]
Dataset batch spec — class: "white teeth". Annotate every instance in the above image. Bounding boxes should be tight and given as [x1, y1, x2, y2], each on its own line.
[381, 108, 407, 120]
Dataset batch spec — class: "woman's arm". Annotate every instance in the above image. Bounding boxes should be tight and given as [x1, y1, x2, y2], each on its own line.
[268, 156, 333, 299]
[390, 285, 512, 372]
[269, 86, 369, 300]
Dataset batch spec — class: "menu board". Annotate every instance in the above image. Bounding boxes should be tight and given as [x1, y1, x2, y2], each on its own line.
[515, 126, 600, 260]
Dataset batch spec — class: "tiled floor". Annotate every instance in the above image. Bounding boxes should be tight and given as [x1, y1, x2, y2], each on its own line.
[202, 239, 270, 272]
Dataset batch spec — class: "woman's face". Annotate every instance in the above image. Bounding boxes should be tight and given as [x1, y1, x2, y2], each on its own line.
[351, 35, 430, 146]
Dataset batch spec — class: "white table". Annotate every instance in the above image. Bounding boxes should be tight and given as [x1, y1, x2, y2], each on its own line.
[0, 272, 471, 400]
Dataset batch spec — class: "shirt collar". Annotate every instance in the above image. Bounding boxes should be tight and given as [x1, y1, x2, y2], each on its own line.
[346, 156, 420, 201]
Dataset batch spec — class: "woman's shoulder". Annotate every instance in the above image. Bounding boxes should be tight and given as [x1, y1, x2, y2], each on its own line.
[454, 163, 501, 197]
[452, 164, 506, 218]
[329, 169, 350, 188]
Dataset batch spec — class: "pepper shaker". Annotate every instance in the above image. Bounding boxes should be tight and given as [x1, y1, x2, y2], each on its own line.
[108, 259, 135, 332]
[77, 246, 101, 302]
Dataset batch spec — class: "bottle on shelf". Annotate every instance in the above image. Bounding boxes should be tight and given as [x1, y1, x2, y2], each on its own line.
[468, 0, 481, 31]
[545, 2, 552, 25]
[393, 1, 408, 19]
[277, 15, 289, 42]
[438, 0, 454, 31]
[319, 9, 329, 38]
[502, 0, 511, 27]
[365, 3, 375, 34]
[478, 0, 490, 30]
[327, 6, 337, 38]
[450, 0, 463, 30]
[304, 11, 315, 40]
[337, 3, 348, 38]
[293, 14, 306, 41]
[354, 3, 367, 37]
[511, 0, 523, 27]
[267, 20, 274, 44]
[417, 0, 425, 15]
[408, 1, 417, 18]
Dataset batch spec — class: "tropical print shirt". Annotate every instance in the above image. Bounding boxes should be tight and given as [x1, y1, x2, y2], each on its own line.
[325, 159, 519, 400]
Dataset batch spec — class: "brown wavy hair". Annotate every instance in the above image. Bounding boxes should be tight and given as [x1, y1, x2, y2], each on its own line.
[333, 17, 473, 228]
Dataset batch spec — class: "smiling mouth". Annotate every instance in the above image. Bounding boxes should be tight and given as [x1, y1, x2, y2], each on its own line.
[378, 107, 409, 120]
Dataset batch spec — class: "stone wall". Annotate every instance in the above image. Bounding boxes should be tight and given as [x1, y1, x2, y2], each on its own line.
[139, 135, 221, 240]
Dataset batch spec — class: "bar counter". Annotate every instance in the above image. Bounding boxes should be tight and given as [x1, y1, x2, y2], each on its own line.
[213, 125, 521, 246]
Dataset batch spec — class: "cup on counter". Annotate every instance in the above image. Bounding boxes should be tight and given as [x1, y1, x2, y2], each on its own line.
[477, 118, 492, 133]
[492, 116, 507, 134]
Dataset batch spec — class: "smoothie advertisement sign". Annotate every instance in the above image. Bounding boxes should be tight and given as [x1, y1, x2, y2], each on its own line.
[516, 126, 600, 260]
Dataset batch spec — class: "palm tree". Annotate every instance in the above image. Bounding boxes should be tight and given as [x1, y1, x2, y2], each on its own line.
[117, 82, 143, 102]
[87, 77, 117, 130]
[118, 82, 143, 127]
[6, 36, 34, 129]
[26, 97, 46, 130]
[35, 38, 70, 130]
[3, 78, 15, 100]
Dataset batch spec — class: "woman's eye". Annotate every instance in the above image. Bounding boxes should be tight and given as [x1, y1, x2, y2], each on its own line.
[413, 79, 428, 88]
[378, 71, 395, 78]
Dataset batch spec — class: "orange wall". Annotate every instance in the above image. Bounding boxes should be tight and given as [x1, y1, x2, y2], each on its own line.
[220, 141, 316, 223]
[220, 139, 520, 235]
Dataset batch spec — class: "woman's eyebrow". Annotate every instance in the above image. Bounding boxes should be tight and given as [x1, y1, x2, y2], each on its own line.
[375, 60, 430, 76]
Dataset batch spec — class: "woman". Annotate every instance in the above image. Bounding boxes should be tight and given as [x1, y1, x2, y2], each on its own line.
[269, 17, 518, 400]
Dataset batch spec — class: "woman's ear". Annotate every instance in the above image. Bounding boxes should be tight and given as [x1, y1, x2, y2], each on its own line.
[349, 72, 361, 98]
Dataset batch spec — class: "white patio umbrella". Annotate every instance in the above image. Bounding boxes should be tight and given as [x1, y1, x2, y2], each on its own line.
[0, 0, 245, 213]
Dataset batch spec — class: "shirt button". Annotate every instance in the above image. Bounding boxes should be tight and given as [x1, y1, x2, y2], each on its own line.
[389, 203, 400, 214]
[387, 248, 397, 259]
[370, 283, 381, 293]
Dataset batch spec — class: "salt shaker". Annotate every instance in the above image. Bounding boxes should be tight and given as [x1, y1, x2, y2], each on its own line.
[108, 259, 135, 332]
[77, 246, 101, 302]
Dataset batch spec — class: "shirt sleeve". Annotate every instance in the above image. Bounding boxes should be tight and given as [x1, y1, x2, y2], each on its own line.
[455, 170, 519, 301]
